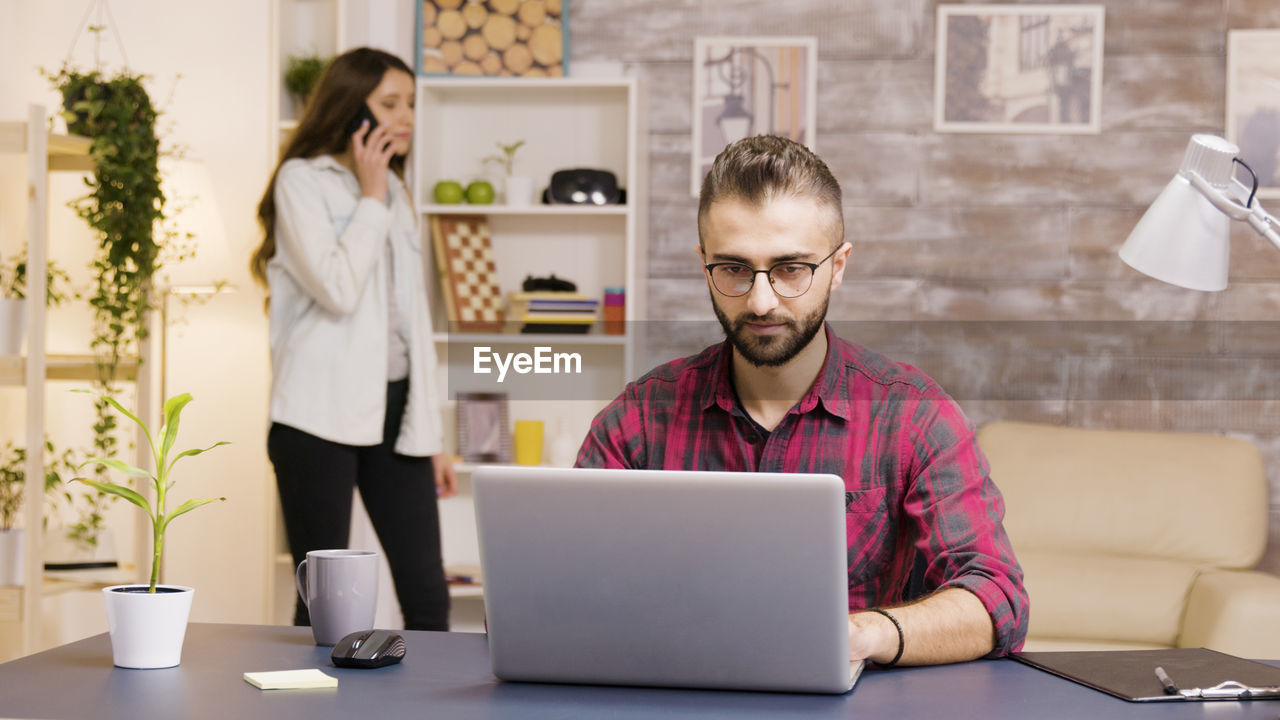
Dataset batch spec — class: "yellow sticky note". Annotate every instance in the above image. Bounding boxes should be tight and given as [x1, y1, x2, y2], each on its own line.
[243, 669, 338, 690]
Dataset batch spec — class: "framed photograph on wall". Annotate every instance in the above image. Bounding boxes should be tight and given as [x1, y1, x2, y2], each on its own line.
[1227, 29, 1280, 199]
[691, 36, 817, 197]
[417, 0, 567, 77]
[934, 4, 1104, 134]
[456, 392, 511, 463]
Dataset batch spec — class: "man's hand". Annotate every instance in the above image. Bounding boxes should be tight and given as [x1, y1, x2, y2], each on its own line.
[352, 121, 396, 202]
[848, 587, 996, 666]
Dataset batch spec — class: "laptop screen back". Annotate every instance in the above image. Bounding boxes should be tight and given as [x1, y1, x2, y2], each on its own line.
[472, 466, 853, 694]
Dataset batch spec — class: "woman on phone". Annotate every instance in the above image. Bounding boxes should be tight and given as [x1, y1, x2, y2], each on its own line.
[251, 47, 456, 631]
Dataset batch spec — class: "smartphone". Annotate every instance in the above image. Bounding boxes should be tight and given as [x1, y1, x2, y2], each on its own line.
[345, 103, 379, 139]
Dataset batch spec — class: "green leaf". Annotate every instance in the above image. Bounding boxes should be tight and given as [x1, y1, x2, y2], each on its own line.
[159, 393, 193, 463]
[72, 477, 152, 518]
[159, 496, 224, 534]
[165, 441, 230, 476]
[77, 456, 152, 479]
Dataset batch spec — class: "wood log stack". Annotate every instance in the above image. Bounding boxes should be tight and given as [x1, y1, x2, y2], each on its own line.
[421, 0, 565, 76]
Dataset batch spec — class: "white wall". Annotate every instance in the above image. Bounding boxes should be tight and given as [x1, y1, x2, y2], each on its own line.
[0, 0, 274, 646]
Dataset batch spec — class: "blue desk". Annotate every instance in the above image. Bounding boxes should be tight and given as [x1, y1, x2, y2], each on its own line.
[0, 624, 1276, 719]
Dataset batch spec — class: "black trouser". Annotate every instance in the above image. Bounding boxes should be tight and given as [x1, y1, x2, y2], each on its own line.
[268, 379, 450, 631]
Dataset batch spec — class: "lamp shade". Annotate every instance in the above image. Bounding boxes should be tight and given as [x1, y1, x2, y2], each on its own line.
[1118, 134, 1238, 292]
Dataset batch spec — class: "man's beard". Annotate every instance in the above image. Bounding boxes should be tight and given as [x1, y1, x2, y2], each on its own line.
[711, 292, 829, 368]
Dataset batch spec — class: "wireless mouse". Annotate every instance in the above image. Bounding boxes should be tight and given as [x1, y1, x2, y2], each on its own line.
[330, 629, 406, 669]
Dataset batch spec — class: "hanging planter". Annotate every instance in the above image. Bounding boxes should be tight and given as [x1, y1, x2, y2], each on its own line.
[44, 64, 166, 550]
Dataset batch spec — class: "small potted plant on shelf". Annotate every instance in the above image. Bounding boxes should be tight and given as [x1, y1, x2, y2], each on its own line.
[0, 251, 75, 356]
[0, 440, 78, 587]
[485, 140, 532, 206]
[284, 54, 329, 117]
[72, 390, 227, 669]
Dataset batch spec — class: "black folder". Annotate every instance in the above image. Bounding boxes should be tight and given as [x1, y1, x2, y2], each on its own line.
[1013, 648, 1280, 702]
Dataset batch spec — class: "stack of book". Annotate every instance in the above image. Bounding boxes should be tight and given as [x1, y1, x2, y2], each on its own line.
[507, 291, 599, 334]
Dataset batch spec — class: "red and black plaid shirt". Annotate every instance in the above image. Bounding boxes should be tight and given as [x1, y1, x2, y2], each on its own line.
[576, 325, 1028, 655]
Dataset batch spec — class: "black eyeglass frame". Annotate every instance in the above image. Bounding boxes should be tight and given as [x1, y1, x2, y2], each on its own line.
[704, 245, 844, 298]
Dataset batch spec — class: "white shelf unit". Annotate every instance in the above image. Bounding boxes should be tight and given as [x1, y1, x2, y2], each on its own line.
[0, 106, 155, 658]
[415, 77, 648, 618]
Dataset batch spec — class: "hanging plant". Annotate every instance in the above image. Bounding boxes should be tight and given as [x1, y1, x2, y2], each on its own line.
[44, 64, 167, 549]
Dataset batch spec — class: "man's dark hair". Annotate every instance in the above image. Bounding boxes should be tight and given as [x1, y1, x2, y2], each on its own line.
[696, 135, 844, 247]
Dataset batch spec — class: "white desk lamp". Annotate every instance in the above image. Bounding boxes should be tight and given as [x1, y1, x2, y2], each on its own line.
[1119, 134, 1280, 291]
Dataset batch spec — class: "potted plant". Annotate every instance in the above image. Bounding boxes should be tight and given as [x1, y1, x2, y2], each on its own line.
[485, 140, 532, 206]
[0, 251, 74, 356]
[0, 440, 78, 586]
[72, 390, 227, 669]
[284, 54, 328, 117]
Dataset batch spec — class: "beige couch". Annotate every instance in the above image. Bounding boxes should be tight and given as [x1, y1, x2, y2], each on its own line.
[977, 421, 1280, 656]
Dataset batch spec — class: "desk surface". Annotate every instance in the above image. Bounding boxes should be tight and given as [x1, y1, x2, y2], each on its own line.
[1, 624, 1277, 719]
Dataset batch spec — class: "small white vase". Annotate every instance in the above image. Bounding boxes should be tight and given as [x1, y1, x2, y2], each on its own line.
[0, 529, 23, 586]
[0, 298, 26, 355]
[505, 175, 534, 206]
[102, 584, 194, 669]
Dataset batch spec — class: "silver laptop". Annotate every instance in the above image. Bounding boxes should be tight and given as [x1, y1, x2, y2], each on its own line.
[471, 466, 863, 694]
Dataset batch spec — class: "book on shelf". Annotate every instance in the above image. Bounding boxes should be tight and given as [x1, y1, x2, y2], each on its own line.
[507, 291, 596, 319]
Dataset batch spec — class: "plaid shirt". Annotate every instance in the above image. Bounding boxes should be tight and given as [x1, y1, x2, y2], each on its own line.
[576, 325, 1028, 655]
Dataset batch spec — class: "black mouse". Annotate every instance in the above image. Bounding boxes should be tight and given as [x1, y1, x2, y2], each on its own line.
[330, 629, 406, 668]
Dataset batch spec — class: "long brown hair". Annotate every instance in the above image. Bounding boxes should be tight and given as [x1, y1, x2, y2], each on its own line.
[251, 47, 413, 289]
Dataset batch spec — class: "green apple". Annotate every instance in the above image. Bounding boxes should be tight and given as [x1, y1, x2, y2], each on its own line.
[433, 180, 464, 204]
[466, 180, 495, 205]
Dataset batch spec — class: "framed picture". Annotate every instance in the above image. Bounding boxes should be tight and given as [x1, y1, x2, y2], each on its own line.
[691, 36, 817, 196]
[456, 392, 511, 463]
[417, 0, 567, 78]
[1227, 29, 1280, 199]
[934, 4, 1104, 134]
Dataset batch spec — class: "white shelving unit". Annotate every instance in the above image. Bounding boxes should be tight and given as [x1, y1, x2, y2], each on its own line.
[0, 106, 155, 658]
[415, 76, 649, 624]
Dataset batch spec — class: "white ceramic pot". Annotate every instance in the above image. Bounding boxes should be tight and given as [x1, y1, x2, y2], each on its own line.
[505, 175, 534, 206]
[0, 298, 26, 355]
[102, 584, 194, 669]
[0, 529, 23, 586]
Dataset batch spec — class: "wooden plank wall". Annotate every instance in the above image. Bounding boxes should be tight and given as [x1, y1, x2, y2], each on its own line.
[572, 0, 1280, 573]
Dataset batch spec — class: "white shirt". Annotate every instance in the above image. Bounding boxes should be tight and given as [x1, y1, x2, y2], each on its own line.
[266, 155, 443, 456]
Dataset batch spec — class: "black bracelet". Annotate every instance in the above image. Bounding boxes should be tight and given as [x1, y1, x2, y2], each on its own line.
[867, 607, 904, 667]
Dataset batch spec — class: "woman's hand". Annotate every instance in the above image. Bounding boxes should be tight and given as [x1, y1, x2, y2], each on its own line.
[352, 121, 396, 202]
[433, 452, 459, 499]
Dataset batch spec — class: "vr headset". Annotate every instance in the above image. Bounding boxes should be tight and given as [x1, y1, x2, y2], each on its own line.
[542, 168, 625, 205]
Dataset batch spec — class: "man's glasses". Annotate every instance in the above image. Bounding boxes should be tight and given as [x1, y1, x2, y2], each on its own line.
[704, 245, 842, 298]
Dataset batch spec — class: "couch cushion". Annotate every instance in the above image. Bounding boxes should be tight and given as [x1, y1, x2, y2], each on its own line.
[978, 422, 1266, 568]
[1018, 550, 1198, 647]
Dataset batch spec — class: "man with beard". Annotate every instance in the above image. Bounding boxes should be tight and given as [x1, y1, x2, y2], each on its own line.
[576, 135, 1027, 667]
